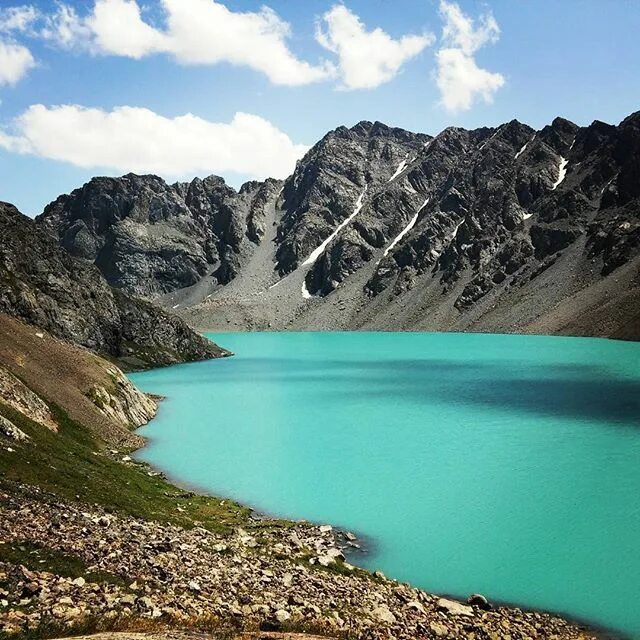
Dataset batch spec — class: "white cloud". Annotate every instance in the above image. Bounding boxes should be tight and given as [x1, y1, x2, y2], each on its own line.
[0, 40, 35, 85]
[0, 6, 40, 34]
[40, 4, 93, 49]
[435, 1, 504, 112]
[87, 0, 168, 57]
[40, 0, 334, 86]
[0, 104, 309, 179]
[316, 4, 433, 90]
[439, 0, 499, 55]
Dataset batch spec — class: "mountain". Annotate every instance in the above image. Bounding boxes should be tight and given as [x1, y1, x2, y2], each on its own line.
[38, 111, 640, 339]
[0, 202, 228, 369]
[40, 173, 282, 299]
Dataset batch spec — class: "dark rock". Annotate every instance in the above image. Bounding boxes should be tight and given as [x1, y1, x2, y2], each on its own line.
[38, 174, 282, 299]
[0, 202, 227, 369]
[467, 593, 491, 610]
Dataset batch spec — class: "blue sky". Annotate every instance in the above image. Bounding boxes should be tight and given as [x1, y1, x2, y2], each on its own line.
[0, 0, 638, 216]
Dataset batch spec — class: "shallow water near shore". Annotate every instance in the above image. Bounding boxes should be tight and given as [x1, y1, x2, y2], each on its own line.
[131, 332, 640, 637]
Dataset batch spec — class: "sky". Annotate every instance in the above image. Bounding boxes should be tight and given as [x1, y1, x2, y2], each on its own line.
[0, 0, 638, 216]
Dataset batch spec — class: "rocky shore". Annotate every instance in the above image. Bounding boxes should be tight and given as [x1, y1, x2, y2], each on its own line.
[0, 477, 599, 640]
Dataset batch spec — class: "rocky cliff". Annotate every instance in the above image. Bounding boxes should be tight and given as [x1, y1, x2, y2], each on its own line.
[0, 202, 228, 369]
[40, 174, 282, 299]
[38, 111, 640, 339]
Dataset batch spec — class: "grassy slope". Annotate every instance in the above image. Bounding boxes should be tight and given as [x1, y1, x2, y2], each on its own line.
[0, 401, 250, 533]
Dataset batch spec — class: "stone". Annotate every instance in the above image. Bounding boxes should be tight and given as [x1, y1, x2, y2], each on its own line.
[406, 600, 425, 613]
[22, 582, 40, 597]
[437, 597, 474, 617]
[430, 622, 449, 637]
[275, 609, 291, 624]
[468, 593, 492, 610]
[325, 547, 345, 561]
[317, 555, 335, 567]
[371, 605, 396, 624]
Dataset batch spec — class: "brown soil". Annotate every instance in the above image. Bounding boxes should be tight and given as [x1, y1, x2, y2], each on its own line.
[0, 312, 139, 446]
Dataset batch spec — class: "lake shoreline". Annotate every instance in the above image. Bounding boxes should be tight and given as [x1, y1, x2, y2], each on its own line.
[130, 401, 624, 640]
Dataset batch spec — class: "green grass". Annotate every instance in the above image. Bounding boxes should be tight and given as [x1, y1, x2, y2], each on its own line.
[0, 542, 126, 588]
[0, 401, 250, 533]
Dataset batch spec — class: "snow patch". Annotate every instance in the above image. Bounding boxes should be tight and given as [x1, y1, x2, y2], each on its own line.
[172, 304, 180, 309]
[522, 212, 533, 221]
[551, 157, 569, 190]
[479, 125, 503, 151]
[302, 186, 368, 268]
[382, 198, 429, 258]
[268, 280, 281, 290]
[514, 135, 534, 160]
[600, 176, 616, 196]
[388, 160, 407, 182]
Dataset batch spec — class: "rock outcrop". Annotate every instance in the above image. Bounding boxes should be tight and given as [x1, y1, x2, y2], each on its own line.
[86, 366, 157, 430]
[39, 174, 282, 299]
[0, 366, 58, 432]
[0, 202, 228, 369]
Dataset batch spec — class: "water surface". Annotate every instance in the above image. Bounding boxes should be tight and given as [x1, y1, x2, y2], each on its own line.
[131, 332, 640, 637]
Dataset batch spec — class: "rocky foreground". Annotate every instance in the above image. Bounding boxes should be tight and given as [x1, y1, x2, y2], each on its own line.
[0, 480, 598, 640]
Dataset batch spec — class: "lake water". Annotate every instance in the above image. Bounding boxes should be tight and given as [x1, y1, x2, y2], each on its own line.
[130, 332, 640, 637]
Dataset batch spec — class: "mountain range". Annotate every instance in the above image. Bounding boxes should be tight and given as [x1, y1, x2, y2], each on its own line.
[0, 110, 637, 640]
[35, 110, 640, 339]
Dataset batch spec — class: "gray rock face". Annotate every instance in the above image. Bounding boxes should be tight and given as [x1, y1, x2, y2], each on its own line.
[276, 121, 431, 277]
[37, 111, 640, 340]
[39, 173, 282, 298]
[0, 202, 227, 369]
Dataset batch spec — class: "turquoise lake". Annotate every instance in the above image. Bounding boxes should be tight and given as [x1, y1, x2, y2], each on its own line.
[130, 332, 640, 637]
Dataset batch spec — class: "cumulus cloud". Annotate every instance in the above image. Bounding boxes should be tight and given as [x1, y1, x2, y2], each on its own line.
[0, 40, 35, 85]
[86, 0, 167, 58]
[35, 0, 333, 86]
[0, 104, 309, 178]
[0, 1, 440, 91]
[316, 4, 433, 90]
[435, 1, 504, 112]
